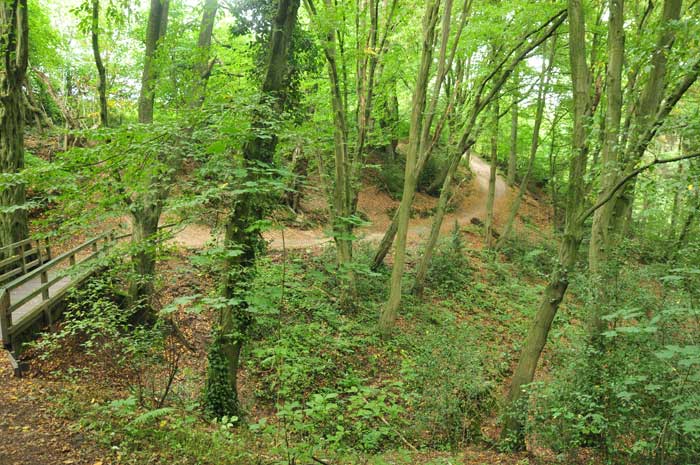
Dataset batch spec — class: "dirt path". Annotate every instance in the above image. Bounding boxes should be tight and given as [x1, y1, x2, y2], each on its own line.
[171, 155, 513, 251]
[0, 356, 108, 465]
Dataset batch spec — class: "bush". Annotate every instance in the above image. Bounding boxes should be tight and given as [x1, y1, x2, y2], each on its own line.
[401, 325, 495, 449]
[530, 266, 700, 464]
[376, 153, 447, 199]
[424, 221, 473, 295]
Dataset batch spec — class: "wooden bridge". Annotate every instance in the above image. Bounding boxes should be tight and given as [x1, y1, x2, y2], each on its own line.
[0, 232, 119, 374]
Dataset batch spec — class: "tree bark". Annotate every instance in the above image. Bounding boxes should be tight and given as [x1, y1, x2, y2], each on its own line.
[507, 71, 518, 186]
[205, 0, 299, 418]
[500, 0, 590, 448]
[137, 0, 169, 124]
[91, 0, 108, 126]
[379, 0, 442, 334]
[484, 94, 499, 247]
[0, 0, 30, 253]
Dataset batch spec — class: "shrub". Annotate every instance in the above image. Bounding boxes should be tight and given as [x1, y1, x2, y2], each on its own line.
[401, 325, 495, 449]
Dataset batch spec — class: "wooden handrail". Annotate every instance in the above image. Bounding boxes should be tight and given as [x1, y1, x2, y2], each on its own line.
[3, 233, 110, 292]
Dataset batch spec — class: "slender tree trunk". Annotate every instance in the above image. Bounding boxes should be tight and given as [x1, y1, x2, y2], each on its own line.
[507, 71, 518, 186]
[500, 0, 590, 448]
[412, 150, 467, 295]
[137, 0, 169, 125]
[91, 0, 108, 126]
[587, 0, 625, 338]
[484, 95, 499, 247]
[129, 0, 170, 316]
[496, 38, 554, 248]
[0, 0, 30, 253]
[668, 157, 683, 240]
[204, 0, 299, 418]
[191, 0, 219, 108]
[371, 0, 471, 271]
[379, 0, 442, 334]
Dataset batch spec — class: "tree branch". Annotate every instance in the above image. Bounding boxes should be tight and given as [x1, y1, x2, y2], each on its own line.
[578, 151, 700, 223]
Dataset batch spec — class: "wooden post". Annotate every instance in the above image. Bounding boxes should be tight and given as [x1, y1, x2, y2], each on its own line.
[0, 290, 10, 346]
[41, 271, 49, 301]
[18, 245, 26, 274]
[36, 240, 44, 265]
[45, 239, 52, 261]
[69, 253, 76, 266]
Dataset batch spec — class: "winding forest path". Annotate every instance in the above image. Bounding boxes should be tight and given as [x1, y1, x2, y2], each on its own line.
[171, 155, 512, 251]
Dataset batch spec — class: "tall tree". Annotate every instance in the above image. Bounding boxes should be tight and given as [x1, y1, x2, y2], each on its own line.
[379, 0, 444, 333]
[204, 0, 299, 418]
[501, 0, 592, 447]
[128, 0, 171, 317]
[137, 0, 169, 124]
[91, 0, 108, 126]
[0, 0, 30, 251]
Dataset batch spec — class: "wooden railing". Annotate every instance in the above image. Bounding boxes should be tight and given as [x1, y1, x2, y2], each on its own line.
[0, 238, 52, 286]
[0, 232, 115, 344]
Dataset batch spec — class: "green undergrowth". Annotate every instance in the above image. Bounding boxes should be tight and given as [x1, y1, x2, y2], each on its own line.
[47, 232, 571, 464]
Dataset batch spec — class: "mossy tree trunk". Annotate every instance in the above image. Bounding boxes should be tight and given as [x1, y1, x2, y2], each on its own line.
[204, 0, 299, 418]
[0, 0, 30, 255]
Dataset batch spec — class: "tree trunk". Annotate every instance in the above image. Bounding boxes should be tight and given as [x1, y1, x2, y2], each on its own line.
[379, 0, 442, 334]
[91, 0, 108, 126]
[191, 0, 219, 108]
[507, 71, 518, 186]
[496, 37, 554, 248]
[500, 0, 590, 448]
[204, 0, 299, 418]
[371, 0, 471, 272]
[128, 0, 171, 315]
[587, 0, 625, 338]
[484, 95, 499, 247]
[137, 0, 169, 124]
[0, 0, 30, 254]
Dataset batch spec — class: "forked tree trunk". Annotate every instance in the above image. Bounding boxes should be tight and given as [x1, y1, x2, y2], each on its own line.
[0, 0, 30, 254]
[379, 0, 442, 334]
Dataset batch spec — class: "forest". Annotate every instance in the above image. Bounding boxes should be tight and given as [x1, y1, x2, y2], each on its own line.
[1, 0, 699, 463]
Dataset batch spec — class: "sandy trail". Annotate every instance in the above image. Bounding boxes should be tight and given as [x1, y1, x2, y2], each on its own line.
[171, 155, 512, 251]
